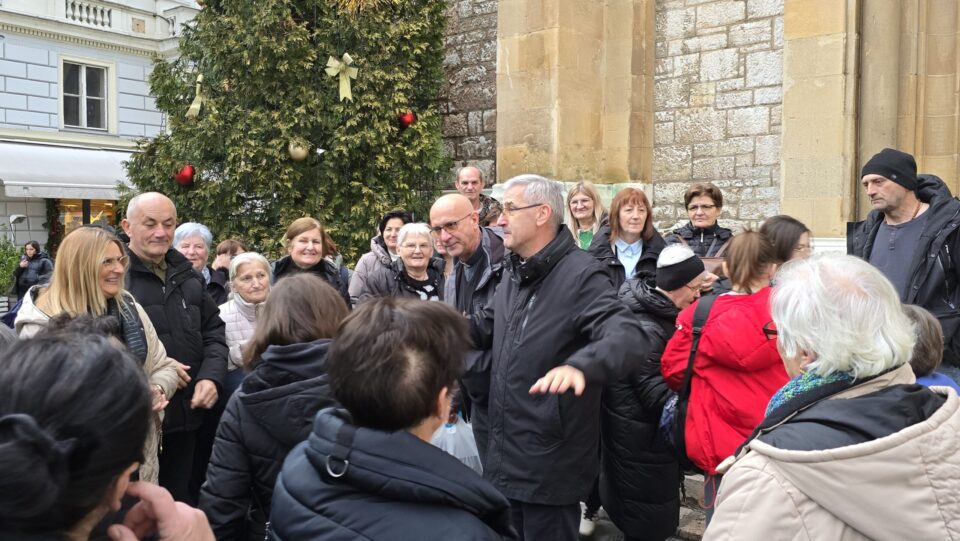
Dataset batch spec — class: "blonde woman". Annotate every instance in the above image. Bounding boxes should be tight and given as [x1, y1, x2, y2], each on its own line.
[567, 181, 606, 250]
[14, 226, 182, 484]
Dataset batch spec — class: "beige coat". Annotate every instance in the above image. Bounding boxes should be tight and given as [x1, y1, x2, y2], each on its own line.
[15, 288, 180, 483]
[706, 364, 960, 540]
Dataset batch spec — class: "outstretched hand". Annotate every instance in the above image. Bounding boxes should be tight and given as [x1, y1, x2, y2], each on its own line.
[529, 365, 586, 396]
[107, 482, 214, 541]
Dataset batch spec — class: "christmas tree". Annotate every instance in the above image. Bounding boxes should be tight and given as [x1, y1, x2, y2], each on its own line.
[125, 0, 449, 261]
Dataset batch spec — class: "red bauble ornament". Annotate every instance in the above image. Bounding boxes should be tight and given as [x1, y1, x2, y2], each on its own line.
[398, 110, 417, 130]
[175, 163, 196, 186]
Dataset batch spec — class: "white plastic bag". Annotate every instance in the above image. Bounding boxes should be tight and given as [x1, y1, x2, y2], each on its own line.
[430, 417, 483, 475]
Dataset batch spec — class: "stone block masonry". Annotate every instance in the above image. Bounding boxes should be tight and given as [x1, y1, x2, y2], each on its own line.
[653, 0, 783, 233]
[441, 0, 498, 184]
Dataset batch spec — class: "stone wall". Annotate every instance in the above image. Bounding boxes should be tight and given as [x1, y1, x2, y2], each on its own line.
[651, 0, 783, 232]
[440, 0, 498, 184]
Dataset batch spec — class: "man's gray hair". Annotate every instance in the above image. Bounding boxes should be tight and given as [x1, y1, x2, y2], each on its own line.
[173, 222, 213, 250]
[772, 253, 915, 379]
[501, 174, 565, 229]
[397, 223, 434, 251]
[229, 252, 271, 282]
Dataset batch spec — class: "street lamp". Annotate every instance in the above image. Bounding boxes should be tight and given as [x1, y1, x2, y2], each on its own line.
[8, 215, 26, 244]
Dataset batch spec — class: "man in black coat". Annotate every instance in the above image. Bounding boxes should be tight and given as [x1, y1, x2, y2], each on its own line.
[848, 148, 960, 380]
[430, 193, 506, 457]
[121, 192, 228, 505]
[270, 299, 514, 541]
[471, 175, 650, 541]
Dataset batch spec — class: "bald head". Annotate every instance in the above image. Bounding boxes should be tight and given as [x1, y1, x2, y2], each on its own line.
[430, 194, 481, 260]
[122, 192, 177, 264]
[456, 166, 484, 206]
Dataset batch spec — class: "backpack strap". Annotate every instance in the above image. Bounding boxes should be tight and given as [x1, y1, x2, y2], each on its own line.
[678, 293, 719, 400]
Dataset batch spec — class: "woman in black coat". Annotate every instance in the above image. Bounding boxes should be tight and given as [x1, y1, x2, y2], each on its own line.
[13, 241, 53, 299]
[272, 217, 351, 307]
[198, 274, 349, 541]
[588, 188, 665, 289]
[357, 223, 445, 303]
[600, 247, 707, 541]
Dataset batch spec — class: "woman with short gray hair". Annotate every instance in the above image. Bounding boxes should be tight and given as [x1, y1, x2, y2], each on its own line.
[357, 223, 444, 303]
[175, 222, 228, 305]
[217, 252, 272, 396]
[705, 253, 960, 540]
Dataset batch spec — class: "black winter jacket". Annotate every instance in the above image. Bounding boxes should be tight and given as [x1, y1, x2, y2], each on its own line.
[269, 408, 515, 541]
[600, 274, 680, 540]
[356, 257, 445, 303]
[206, 266, 229, 306]
[124, 248, 228, 433]
[589, 221, 667, 289]
[13, 252, 53, 298]
[663, 222, 733, 258]
[272, 255, 351, 308]
[848, 174, 960, 367]
[471, 228, 650, 504]
[199, 339, 337, 541]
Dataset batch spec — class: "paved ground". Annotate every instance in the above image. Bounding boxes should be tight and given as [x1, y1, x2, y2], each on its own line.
[590, 475, 706, 541]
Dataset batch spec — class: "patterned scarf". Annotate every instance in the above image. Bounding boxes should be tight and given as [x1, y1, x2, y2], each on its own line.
[106, 296, 148, 365]
[765, 370, 854, 416]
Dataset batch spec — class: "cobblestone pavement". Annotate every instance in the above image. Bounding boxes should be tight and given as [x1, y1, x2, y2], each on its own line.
[589, 475, 706, 541]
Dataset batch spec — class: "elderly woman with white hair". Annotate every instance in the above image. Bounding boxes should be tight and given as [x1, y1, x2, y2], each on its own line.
[705, 254, 960, 540]
[357, 223, 445, 303]
[175, 222, 229, 305]
[218, 252, 271, 396]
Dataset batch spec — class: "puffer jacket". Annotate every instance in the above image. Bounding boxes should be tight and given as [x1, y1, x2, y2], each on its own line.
[218, 295, 261, 371]
[664, 222, 733, 258]
[356, 257, 445, 303]
[270, 408, 515, 540]
[14, 287, 180, 484]
[206, 266, 229, 306]
[13, 251, 53, 298]
[272, 255, 351, 308]
[199, 339, 336, 541]
[848, 174, 960, 368]
[660, 288, 788, 475]
[470, 228, 650, 504]
[589, 221, 667, 289]
[125, 248, 228, 434]
[348, 236, 393, 306]
[600, 274, 680, 540]
[706, 364, 960, 540]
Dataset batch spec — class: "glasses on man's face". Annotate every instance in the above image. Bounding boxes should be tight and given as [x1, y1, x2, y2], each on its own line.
[501, 202, 543, 217]
[684, 283, 704, 293]
[429, 212, 474, 236]
[688, 204, 717, 212]
[762, 320, 778, 341]
[101, 255, 129, 268]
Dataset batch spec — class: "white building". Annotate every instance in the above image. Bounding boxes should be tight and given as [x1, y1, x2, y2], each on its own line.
[0, 0, 199, 247]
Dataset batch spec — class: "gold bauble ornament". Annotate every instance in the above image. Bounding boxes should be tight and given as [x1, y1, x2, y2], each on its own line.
[288, 142, 309, 162]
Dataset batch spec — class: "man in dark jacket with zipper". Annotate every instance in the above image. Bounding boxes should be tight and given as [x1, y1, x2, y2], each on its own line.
[848, 148, 960, 380]
[122, 192, 228, 505]
[430, 193, 506, 457]
[471, 175, 649, 541]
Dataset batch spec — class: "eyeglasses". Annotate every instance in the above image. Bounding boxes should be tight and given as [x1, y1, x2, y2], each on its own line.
[687, 204, 717, 212]
[501, 202, 543, 217]
[400, 242, 431, 252]
[684, 283, 704, 293]
[429, 212, 474, 235]
[762, 320, 778, 341]
[101, 255, 129, 268]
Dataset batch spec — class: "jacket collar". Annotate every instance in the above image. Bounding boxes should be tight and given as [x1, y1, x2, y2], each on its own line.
[231, 293, 261, 321]
[126, 247, 194, 281]
[508, 226, 577, 285]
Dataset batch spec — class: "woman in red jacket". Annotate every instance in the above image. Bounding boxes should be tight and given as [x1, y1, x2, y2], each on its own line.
[660, 231, 788, 523]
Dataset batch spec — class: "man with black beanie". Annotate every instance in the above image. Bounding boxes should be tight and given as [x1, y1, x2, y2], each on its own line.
[848, 147, 960, 383]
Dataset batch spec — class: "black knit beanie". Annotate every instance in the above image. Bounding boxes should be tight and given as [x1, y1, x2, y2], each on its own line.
[860, 148, 917, 191]
[657, 248, 706, 291]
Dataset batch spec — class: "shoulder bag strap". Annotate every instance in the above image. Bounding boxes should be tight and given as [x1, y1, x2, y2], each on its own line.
[678, 293, 719, 400]
[712, 239, 731, 258]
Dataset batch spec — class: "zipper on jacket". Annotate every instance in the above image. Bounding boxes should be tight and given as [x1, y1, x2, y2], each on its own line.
[515, 293, 538, 344]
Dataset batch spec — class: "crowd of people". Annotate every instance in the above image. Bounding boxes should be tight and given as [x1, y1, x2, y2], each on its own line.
[1, 147, 960, 541]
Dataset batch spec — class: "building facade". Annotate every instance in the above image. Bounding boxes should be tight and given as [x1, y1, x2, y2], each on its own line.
[0, 0, 199, 248]
[441, 0, 960, 247]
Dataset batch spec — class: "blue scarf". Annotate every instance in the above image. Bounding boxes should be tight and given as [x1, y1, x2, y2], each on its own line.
[765, 370, 854, 416]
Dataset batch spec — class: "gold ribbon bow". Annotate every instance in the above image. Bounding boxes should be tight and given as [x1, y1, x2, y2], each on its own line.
[186, 74, 204, 120]
[325, 53, 358, 102]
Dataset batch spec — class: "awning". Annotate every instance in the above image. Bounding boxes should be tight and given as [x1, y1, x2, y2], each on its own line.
[0, 140, 133, 200]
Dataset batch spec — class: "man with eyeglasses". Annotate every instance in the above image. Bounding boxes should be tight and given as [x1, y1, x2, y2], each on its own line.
[121, 191, 228, 505]
[664, 182, 732, 258]
[470, 175, 649, 541]
[849, 148, 960, 384]
[430, 193, 506, 459]
[456, 165, 503, 226]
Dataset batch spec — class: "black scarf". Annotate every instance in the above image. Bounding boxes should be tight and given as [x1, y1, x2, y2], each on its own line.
[106, 296, 148, 365]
